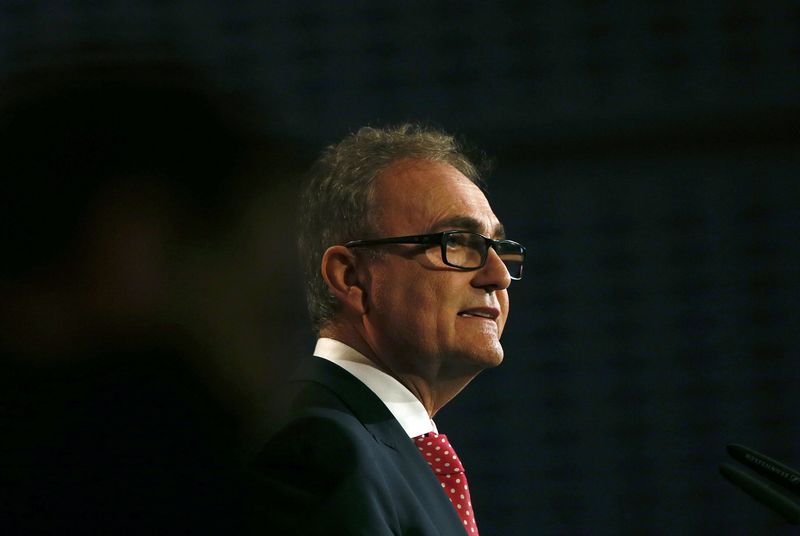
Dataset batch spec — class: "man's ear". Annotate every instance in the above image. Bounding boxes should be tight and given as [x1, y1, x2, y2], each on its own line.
[320, 245, 367, 315]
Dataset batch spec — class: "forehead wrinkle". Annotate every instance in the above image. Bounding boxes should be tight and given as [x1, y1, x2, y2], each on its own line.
[430, 215, 481, 234]
[431, 215, 506, 239]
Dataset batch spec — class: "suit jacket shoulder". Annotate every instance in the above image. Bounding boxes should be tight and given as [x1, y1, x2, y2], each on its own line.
[249, 356, 466, 536]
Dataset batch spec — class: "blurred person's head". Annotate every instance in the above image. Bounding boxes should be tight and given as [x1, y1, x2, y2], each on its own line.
[0, 59, 304, 412]
[1, 61, 245, 281]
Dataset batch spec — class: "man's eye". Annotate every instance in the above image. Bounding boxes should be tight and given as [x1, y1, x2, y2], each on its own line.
[446, 236, 468, 248]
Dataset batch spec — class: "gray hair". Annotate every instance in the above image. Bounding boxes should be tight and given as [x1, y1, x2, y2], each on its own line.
[298, 123, 487, 334]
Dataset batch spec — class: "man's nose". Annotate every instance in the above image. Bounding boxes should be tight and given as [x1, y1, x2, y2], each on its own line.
[473, 247, 512, 291]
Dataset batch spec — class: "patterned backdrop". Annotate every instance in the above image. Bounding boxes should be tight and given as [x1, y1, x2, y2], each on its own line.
[3, 2, 799, 534]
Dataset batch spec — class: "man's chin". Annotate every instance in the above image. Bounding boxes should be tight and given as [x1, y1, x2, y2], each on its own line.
[454, 342, 504, 370]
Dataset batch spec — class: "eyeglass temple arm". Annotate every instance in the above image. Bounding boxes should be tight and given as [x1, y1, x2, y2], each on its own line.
[345, 234, 444, 248]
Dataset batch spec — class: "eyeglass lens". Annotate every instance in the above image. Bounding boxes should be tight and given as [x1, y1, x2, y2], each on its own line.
[443, 232, 524, 279]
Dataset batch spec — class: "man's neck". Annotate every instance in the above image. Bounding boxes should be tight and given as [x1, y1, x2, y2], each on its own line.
[318, 322, 480, 417]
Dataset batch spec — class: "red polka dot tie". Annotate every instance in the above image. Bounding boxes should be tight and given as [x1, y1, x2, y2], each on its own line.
[414, 432, 479, 535]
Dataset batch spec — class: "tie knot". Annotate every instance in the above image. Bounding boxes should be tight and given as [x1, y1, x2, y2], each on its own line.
[413, 433, 465, 476]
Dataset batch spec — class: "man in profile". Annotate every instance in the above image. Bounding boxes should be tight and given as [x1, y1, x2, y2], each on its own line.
[251, 124, 526, 535]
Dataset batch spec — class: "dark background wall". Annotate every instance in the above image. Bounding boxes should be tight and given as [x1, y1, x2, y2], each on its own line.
[2, 2, 799, 534]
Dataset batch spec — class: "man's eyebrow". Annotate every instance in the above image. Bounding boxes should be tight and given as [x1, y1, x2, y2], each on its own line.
[433, 216, 506, 239]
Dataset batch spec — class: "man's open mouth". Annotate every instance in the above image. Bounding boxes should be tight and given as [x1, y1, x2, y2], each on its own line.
[457, 308, 499, 320]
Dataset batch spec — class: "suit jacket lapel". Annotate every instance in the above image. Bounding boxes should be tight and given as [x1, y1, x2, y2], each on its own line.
[291, 357, 466, 533]
[291, 356, 406, 450]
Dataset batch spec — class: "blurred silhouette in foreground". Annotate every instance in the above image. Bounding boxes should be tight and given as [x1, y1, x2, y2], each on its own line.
[0, 58, 304, 533]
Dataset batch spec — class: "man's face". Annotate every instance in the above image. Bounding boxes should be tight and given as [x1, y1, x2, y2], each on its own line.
[360, 159, 512, 379]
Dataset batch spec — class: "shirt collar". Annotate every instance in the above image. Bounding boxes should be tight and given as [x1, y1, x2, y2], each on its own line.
[314, 338, 437, 438]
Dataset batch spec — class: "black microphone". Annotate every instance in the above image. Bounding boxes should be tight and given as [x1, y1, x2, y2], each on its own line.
[720, 444, 800, 525]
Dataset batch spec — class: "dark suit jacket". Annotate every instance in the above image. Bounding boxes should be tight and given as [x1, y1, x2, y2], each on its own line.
[249, 356, 467, 535]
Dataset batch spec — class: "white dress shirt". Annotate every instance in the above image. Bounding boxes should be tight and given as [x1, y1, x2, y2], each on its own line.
[314, 338, 437, 438]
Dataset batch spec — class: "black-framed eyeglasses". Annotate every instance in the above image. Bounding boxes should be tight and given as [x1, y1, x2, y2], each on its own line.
[344, 230, 526, 280]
